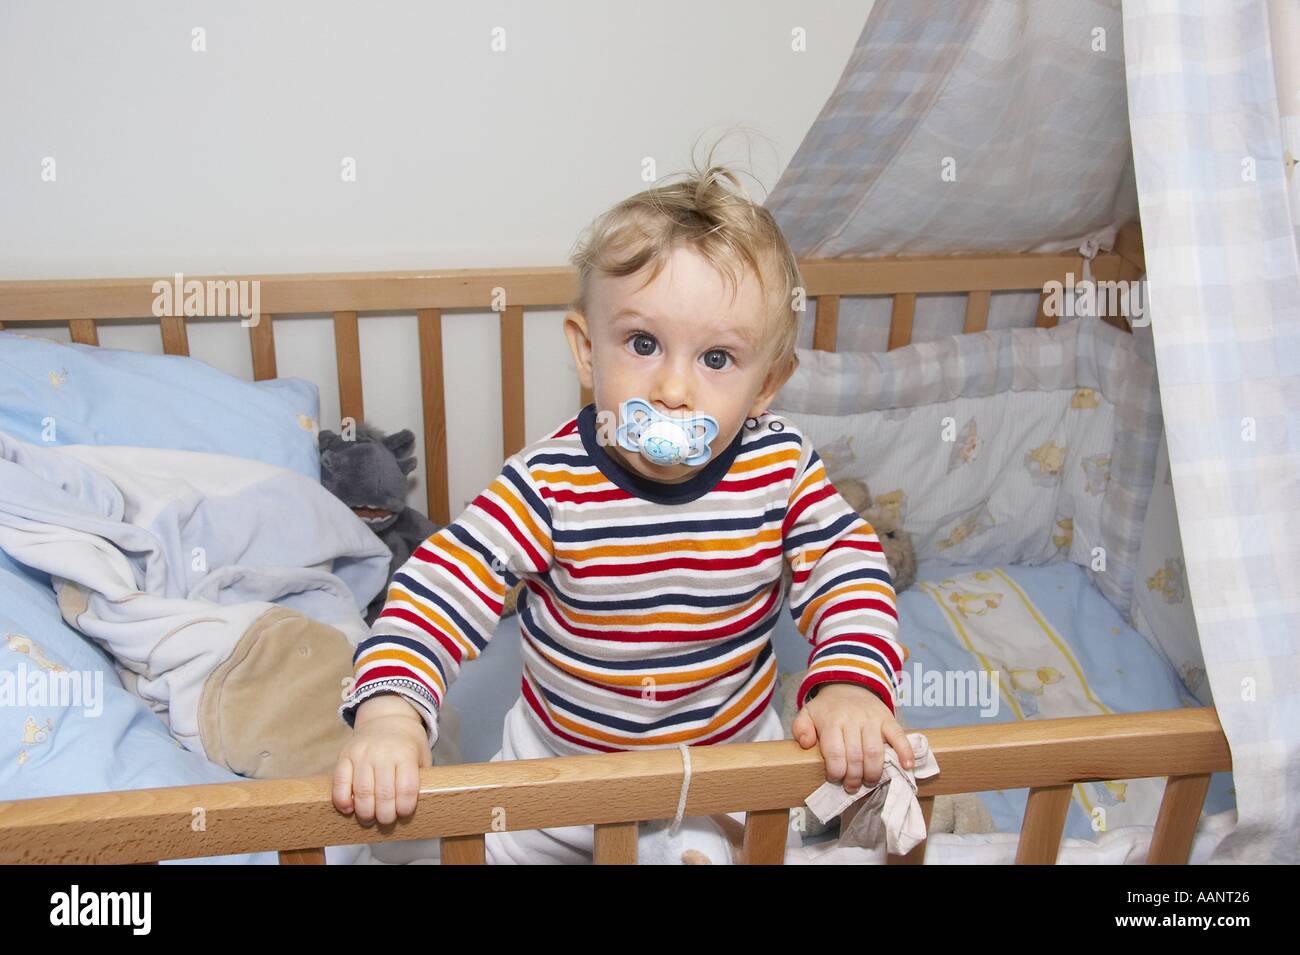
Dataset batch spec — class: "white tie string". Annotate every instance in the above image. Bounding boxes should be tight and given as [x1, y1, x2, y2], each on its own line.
[669, 742, 693, 836]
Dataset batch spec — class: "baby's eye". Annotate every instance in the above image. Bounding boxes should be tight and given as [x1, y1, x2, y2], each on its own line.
[629, 333, 658, 357]
[702, 349, 732, 370]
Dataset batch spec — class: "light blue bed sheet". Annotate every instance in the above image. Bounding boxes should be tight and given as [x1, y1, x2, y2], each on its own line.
[450, 559, 1234, 846]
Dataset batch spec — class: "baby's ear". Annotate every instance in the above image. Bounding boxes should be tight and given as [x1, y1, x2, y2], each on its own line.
[749, 352, 798, 417]
[563, 311, 594, 390]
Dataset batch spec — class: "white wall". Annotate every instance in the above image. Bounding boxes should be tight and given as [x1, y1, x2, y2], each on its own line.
[0, 0, 874, 514]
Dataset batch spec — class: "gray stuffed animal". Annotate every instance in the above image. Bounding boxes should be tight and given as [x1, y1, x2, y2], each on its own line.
[319, 423, 438, 625]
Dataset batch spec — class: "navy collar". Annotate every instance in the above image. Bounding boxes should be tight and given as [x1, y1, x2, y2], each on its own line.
[576, 403, 745, 505]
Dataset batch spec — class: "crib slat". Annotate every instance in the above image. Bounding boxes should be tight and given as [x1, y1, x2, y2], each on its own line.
[159, 315, 189, 356]
[593, 821, 638, 864]
[1035, 289, 1056, 329]
[1146, 773, 1211, 864]
[1110, 255, 1144, 335]
[887, 293, 915, 350]
[1015, 784, 1072, 863]
[1092, 272, 1128, 331]
[279, 847, 326, 865]
[963, 290, 990, 333]
[248, 314, 277, 380]
[440, 832, 486, 864]
[886, 795, 934, 864]
[68, 319, 99, 345]
[333, 310, 364, 423]
[812, 295, 839, 351]
[741, 808, 789, 864]
[417, 308, 450, 526]
[500, 305, 525, 459]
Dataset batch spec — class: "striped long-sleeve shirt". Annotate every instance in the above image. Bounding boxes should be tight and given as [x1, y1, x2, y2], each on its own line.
[339, 405, 904, 754]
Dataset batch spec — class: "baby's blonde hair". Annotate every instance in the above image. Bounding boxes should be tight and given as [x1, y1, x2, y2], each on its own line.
[568, 143, 803, 377]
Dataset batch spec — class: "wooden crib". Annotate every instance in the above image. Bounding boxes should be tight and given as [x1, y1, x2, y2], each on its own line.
[0, 222, 1234, 865]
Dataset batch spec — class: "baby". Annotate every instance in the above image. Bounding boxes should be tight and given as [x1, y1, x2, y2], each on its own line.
[332, 162, 913, 860]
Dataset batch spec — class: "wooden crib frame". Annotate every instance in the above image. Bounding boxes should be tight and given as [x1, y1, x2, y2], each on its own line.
[0, 222, 1233, 865]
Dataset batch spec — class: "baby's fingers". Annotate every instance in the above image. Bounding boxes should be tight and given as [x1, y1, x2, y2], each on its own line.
[332, 756, 356, 814]
[353, 761, 377, 825]
[791, 706, 818, 748]
[395, 756, 421, 820]
[374, 762, 399, 826]
[882, 720, 916, 769]
[841, 725, 866, 793]
[858, 724, 884, 788]
[819, 723, 849, 787]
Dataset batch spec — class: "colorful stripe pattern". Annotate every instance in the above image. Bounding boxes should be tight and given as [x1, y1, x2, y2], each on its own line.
[340, 406, 902, 754]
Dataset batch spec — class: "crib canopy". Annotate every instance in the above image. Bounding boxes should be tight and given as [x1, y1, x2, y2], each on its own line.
[765, 0, 1136, 258]
[765, 0, 1300, 864]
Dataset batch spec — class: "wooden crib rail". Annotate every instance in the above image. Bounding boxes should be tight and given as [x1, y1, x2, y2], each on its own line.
[0, 229, 1143, 525]
[0, 706, 1228, 866]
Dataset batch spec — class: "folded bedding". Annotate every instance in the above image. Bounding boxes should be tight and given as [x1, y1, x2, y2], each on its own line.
[0, 430, 391, 779]
[0, 548, 365, 865]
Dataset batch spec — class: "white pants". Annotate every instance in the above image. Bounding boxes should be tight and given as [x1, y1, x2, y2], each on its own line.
[483, 696, 798, 864]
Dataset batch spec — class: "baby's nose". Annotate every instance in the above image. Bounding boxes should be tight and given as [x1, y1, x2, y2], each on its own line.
[652, 370, 693, 411]
[653, 396, 691, 418]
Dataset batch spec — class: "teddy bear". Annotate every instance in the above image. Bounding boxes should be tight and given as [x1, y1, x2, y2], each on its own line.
[928, 790, 995, 836]
[778, 476, 916, 607]
[836, 476, 916, 593]
[318, 423, 439, 625]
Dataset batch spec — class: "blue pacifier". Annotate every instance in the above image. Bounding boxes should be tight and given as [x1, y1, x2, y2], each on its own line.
[616, 398, 720, 467]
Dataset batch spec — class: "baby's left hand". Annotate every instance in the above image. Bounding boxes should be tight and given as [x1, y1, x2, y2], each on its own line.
[791, 682, 915, 792]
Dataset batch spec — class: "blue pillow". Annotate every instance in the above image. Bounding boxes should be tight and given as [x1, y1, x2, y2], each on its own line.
[0, 332, 321, 480]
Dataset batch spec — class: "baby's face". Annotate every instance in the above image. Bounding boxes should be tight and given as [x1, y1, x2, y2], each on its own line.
[568, 244, 792, 483]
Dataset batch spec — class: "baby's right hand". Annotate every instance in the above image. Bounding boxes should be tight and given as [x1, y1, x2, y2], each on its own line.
[332, 695, 432, 825]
